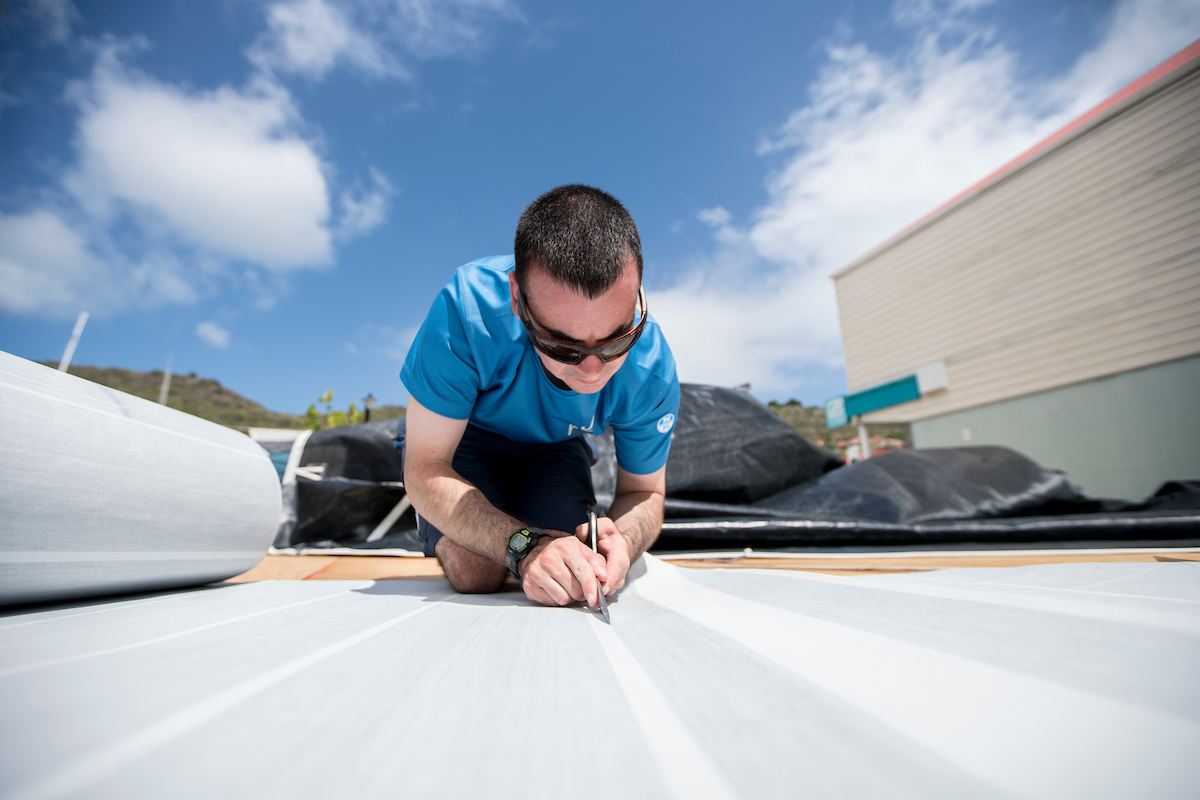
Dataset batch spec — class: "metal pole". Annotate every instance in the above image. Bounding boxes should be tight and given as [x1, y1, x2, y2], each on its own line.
[158, 354, 173, 405]
[856, 415, 872, 459]
[58, 311, 89, 372]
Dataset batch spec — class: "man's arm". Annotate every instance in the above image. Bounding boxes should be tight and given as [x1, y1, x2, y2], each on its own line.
[404, 396, 607, 606]
[403, 397, 516, 563]
[609, 465, 666, 560]
[580, 465, 666, 595]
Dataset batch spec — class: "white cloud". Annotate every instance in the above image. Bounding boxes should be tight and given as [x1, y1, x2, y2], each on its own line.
[337, 167, 395, 239]
[0, 209, 198, 318]
[695, 206, 744, 248]
[247, 0, 521, 81]
[367, 0, 524, 60]
[26, 0, 80, 43]
[697, 206, 731, 228]
[125, 250, 199, 306]
[4, 38, 399, 319]
[1, 0, 524, 321]
[1054, 0, 1200, 114]
[248, 0, 405, 79]
[196, 321, 232, 349]
[355, 322, 420, 361]
[651, 267, 842, 394]
[70, 50, 334, 269]
[0, 210, 111, 316]
[652, 0, 1200, 400]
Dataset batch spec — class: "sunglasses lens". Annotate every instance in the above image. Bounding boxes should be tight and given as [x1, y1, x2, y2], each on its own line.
[596, 337, 635, 360]
[536, 338, 586, 364]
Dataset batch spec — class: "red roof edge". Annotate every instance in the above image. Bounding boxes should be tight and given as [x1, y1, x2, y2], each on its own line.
[832, 38, 1200, 279]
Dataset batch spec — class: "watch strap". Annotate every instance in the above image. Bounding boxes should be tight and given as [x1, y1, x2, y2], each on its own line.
[505, 527, 546, 580]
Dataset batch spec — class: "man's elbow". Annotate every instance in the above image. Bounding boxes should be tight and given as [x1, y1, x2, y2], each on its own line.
[621, 486, 666, 507]
[402, 458, 435, 511]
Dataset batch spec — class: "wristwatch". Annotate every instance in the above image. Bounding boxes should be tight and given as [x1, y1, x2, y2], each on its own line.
[505, 526, 547, 580]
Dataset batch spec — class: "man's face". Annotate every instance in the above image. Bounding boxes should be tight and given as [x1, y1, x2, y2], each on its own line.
[509, 260, 641, 395]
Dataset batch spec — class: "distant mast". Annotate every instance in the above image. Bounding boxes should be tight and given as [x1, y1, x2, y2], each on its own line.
[58, 311, 90, 372]
[159, 354, 173, 405]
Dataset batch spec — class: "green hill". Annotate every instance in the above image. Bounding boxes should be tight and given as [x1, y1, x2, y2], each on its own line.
[40, 362, 406, 431]
[767, 399, 910, 455]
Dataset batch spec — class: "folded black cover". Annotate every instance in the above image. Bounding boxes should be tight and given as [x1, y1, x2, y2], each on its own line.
[273, 419, 416, 549]
[300, 418, 404, 482]
[753, 447, 1089, 523]
[663, 384, 844, 504]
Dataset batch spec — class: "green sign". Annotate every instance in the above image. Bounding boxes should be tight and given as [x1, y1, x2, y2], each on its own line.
[825, 375, 922, 427]
[825, 395, 848, 428]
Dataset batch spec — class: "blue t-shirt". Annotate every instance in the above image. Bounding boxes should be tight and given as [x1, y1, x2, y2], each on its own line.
[401, 256, 680, 475]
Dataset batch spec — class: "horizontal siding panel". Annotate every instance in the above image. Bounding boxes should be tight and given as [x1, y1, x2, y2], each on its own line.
[837, 145, 1200, 331]
[953, 299, 1200, 394]
[941, 271, 1200, 371]
[847, 236, 1200, 377]
[845, 231, 1200, 389]
[839, 188, 1200, 364]
[841, 204, 1200, 361]
[879, 278, 1200, 416]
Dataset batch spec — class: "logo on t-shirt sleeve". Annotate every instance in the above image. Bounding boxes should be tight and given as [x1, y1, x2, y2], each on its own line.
[657, 413, 676, 434]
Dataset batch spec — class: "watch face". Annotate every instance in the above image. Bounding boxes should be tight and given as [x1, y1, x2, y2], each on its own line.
[511, 532, 530, 550]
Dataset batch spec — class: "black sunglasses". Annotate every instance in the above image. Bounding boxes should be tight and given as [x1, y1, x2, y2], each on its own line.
[517, 286, 648, 365]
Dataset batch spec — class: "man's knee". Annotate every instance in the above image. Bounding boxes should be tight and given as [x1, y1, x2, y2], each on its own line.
[435, 537, 507, 594]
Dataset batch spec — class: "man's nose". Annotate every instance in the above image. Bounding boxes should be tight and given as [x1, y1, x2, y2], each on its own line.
[578, 355, 605, 379]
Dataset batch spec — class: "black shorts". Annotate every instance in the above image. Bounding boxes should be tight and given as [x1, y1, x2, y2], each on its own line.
[406, 424, 596, 557]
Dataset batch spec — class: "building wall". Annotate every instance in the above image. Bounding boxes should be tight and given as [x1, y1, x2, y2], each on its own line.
[834, 63, 1200, 424]
[911, 355, 1200, 501]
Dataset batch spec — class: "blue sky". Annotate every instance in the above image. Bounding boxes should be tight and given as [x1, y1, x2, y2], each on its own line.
[2, 0, 1198, 415]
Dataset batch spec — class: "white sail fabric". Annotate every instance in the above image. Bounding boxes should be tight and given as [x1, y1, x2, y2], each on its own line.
[1, 556, 1197, 799]
[0, 352, 281, 606]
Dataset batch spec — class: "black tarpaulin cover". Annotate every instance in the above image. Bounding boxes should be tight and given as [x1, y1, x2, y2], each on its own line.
[589, 384, 842, 509]
[299, 419, 404, 482]
[664, 384, 844, 504]
[274, 478, 416, 549]
[754, 447, 1089, 523]
[654, 468, 1200, 551]
[272, 419, 420, 550]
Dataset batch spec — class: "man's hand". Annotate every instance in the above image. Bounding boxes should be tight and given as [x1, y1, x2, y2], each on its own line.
[520, 534, 608, 608]
[575, 517, 632, 596]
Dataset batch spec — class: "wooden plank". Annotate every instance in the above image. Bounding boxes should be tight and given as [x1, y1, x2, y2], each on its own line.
[308, 556, 447, 581]
[223, 555, 341, 582]
[226, 549, 1200, 584]
[225, 555, 445, 582]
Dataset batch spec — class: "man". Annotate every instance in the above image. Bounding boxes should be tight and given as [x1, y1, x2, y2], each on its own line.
[401, 185, 680, 608]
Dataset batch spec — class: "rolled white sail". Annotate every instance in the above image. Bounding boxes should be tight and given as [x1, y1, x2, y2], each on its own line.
[0, 352, 281, 606]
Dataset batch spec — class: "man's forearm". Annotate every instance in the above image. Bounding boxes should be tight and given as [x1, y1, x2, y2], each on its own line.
[406, 463, 522, 564]
[607, 490, 664, 561]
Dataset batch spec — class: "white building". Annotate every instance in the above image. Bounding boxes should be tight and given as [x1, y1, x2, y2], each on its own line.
[832, 41, 1200, 501]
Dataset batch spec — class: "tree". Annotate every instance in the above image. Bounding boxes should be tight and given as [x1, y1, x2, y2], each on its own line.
[305, 389, 363, 431]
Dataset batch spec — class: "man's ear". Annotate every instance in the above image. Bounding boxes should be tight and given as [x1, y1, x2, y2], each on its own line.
[508, 271, 520, 317]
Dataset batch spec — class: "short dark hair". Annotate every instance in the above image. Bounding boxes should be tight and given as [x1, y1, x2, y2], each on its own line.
[514, 184, 643, 299]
